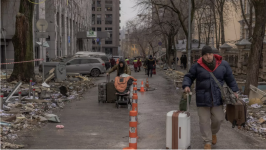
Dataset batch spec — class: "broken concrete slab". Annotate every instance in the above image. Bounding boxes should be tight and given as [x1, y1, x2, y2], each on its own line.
[44, 113, 60, 123]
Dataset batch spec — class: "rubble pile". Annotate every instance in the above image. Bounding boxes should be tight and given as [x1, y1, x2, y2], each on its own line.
[0, 73, 95, 149]
[164, 69, 185, 80]
[237, 95, 266, 139]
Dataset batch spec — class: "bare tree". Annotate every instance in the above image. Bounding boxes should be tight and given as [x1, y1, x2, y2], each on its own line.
[240, 0, 254, 40]
[244, 0, 266, 95]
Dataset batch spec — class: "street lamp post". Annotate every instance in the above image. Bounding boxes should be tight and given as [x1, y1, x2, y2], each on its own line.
[187, 0, 192, 71]
[1, 29, 8, 80]
[36, 19, 48, 83]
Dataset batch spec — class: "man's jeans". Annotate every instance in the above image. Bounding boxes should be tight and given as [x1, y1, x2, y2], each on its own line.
[147, 68, 153, 77]
[197, 106, 224, 145]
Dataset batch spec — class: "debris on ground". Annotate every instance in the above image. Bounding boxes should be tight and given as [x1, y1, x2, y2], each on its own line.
[0, 69, 96, 148]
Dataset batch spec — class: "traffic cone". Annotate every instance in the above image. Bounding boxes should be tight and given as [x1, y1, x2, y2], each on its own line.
[140, 81, 145, 92]
[145, 78, 149, 89]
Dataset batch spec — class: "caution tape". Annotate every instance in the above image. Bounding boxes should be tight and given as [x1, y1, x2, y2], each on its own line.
[0, 59, 44, 65]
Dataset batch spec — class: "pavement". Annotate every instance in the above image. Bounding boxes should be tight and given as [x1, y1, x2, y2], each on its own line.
[14, 66, 266, 149]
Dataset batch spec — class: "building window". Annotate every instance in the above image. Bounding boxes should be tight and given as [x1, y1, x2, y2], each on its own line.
[105, 21, 112, 25]
[105, 14, 112, 19]
[105, 41, 112, 44]
[105, 0, 112, 5]
[92, 7, 95, 11]
[105, 7, 112, 11]
[97, 0, 101, 5]
[97, 28, 101, 31]
[105, 27, 112, 31]
[97, 14, 101, 24]
[97, 7, 101, 11]
[92, 27, 95, 31]
[92, 14, 95, 25]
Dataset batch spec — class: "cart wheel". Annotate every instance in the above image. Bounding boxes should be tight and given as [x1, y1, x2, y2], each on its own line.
[116, 103, 119, 109]
[187, 146, 191, 149]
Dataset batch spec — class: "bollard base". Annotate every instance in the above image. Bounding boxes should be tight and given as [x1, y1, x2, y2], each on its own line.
[123, 147, 135, 150]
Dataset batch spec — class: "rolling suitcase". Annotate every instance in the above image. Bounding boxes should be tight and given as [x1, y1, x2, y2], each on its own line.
[225, 99, 247, 128]
[166, 93, 191, 149]
[106, 75, 117, 103]
[98, 77, 107, 103]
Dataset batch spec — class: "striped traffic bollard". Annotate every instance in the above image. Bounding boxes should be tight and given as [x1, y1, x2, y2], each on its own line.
[18, 90, 22, 103]
[132, 82, 138, 112]
[0, 93, 3, 110]
[129, 110, 138, 149]
[29, 78, 32, 97]
[33, 88, 36, 99]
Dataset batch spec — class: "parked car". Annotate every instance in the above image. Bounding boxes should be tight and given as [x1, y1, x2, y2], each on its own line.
[93, 55, 111, 70]
[113, 56, 124, 61]
[74, 51, 106, 57]
[39, 57, 106, 77]
[66, 57, 106, 77]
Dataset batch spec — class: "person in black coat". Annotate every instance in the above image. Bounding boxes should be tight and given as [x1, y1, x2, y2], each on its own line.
[182, 45, 239, 149]
[146, 55, 155, 77]
[183, 55, 187, 69]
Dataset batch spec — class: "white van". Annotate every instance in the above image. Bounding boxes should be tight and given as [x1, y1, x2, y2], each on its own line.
[74, 51, 106, 57]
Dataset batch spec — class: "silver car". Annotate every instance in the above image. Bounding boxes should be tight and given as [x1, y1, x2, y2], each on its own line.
[66, 57, 106, 77]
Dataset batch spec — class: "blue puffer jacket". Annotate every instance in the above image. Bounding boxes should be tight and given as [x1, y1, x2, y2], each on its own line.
[182, 54, 239, 107]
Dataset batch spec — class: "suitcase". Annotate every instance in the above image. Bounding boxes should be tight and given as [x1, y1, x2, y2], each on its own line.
[106, 75, 117, 103]
[225, 99, 247, 128]
[166, 93, 191, 149]
[98, 80, 107, 103]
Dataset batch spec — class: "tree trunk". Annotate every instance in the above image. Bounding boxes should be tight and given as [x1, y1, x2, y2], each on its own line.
[244, 0, 266, 95]
[248, 3, 253, 39]
[8, 0, 35, 82]
[212, 3, 219, 49]
[219, 9, 225, 44]
[167, 35, 172, 67]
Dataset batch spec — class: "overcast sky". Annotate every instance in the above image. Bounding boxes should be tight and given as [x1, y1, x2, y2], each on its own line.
[120, 0, 138, 29]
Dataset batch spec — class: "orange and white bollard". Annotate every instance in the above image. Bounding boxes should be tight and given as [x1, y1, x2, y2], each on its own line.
[0, 93, 3, 110]
[33, 88, 36, 99]
[129, 110, 138, 149]
[132, 82, 138, 112]
[18, 90, 22, 103]
[140, 81, 145, 92]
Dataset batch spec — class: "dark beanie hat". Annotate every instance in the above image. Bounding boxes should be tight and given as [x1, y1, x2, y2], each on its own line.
[202, 45, 213, 56]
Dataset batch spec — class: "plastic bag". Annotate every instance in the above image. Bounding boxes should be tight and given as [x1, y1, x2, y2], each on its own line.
[179, 92, 191, 111]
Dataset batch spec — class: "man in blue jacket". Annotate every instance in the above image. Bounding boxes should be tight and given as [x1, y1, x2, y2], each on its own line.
[182, 45, 239, 149]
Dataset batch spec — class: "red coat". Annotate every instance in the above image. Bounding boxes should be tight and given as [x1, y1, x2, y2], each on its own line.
[137, 60, 142, 67]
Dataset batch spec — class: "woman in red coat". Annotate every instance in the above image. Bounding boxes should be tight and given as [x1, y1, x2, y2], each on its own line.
[137, 58, 142, 72]
[133, 58, 138, 72]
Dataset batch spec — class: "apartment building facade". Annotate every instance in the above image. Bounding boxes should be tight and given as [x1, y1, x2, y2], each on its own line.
[1, 0, 92, 68]
[91, 0, 120, 56]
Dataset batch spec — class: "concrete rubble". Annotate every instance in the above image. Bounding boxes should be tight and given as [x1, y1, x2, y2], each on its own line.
[0, 70, 96, 149]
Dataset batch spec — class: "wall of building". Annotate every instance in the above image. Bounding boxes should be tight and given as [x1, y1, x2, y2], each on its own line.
[1, 0, 20, 69]
[1, 0, 92, 69]
[91, 0, 120, 56]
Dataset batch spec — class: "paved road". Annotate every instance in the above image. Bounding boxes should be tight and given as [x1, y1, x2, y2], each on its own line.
[15, 67, 266, 149]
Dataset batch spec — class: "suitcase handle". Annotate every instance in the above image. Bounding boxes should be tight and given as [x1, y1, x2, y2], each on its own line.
[106, 75, 110, 82]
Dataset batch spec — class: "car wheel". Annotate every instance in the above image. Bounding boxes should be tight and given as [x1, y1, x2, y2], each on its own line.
[90, 69, 100, 77]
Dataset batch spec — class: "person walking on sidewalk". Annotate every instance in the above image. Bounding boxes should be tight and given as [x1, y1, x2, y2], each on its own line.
[146, 55, 155, 77]
[137, 58, 142, 72]
[182, 45, 239, 149]
[183, 55, 187, 69]
[133, 58, 138, 72]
